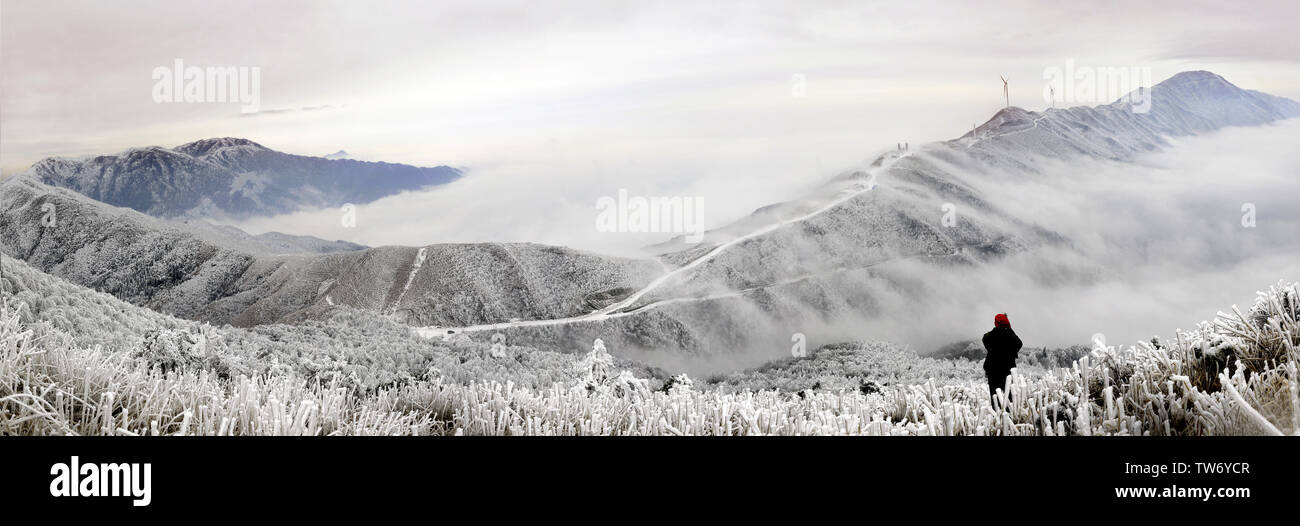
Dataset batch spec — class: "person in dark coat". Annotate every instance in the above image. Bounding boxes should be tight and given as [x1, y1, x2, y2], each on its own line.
[982, 313, 1022, 406]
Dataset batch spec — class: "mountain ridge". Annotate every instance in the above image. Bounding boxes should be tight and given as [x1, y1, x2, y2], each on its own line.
[954, 69, 1300, 159]
[3, 70, 1297, 367]
[21, 138, 462, 220]
[649, 71, 1299, 255]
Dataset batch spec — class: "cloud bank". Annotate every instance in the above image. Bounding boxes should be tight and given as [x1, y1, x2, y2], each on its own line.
[811, 119, 1300, 358]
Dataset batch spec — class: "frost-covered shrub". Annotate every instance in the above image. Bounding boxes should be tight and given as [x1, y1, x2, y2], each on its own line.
[132, 327, 246, 379]
[1175, 281, 1300, 393]
[571, 339, 648, 398]
[663, 373, 693, 395]
[576, 339, 615, 391]
[610, 370, 651, 398]
[1181, 323, 1241, 391]
[1232, 281, 1300, 371]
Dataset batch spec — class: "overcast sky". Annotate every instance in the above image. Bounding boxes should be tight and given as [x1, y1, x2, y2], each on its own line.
[3, 0, 1299, 252]
[4, 0, 1299, 169]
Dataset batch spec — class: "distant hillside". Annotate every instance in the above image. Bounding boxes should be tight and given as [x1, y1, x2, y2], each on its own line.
[0, 252, 612, 395]
[0, 175, 659, 328]
[22, 137, 461, 219]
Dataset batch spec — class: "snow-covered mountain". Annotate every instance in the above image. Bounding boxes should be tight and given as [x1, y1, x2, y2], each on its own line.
[2, 70, 1297, 368]
[950, 71, 1300, 162]
[0, 174, 658, 327]
[411, 70, 1300, 364]
[22, 138, 461, 219]
[649, 71, 1299, 255]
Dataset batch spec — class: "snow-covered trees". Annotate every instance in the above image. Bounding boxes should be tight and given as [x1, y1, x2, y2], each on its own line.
[573, 338, 650, 398]
[576, 338, 614, 389]
[1, 253, 1298, 436]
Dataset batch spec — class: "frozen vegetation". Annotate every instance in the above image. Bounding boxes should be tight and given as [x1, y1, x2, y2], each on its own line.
[1, 256, 1296, 436]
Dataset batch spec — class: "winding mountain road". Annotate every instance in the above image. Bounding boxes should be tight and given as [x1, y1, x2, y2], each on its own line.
[412, 151, 913, 339]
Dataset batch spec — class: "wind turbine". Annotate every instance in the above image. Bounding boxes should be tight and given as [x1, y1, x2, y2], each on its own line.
[1000, 75, 1009, 108]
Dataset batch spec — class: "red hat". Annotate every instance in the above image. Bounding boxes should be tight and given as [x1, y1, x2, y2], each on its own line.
[994, 313, 1010, 328]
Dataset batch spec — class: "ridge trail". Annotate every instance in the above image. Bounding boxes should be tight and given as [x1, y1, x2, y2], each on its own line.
[413, 151, 913, 338]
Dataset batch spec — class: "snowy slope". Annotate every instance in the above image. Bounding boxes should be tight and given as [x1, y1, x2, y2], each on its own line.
[0, 175, 658, 327]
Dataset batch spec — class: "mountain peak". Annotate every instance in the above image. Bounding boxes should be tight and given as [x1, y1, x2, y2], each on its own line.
[1158, 70, 1230, 86]
[965, 106, 1038, 139]
[957, 70, 1299, 154]
[175, 137, 269, 158]
[1150, 70, 1241, 97]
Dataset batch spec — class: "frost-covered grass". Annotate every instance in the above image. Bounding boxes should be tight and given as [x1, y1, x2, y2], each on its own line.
[1, 253, 1297, 435]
